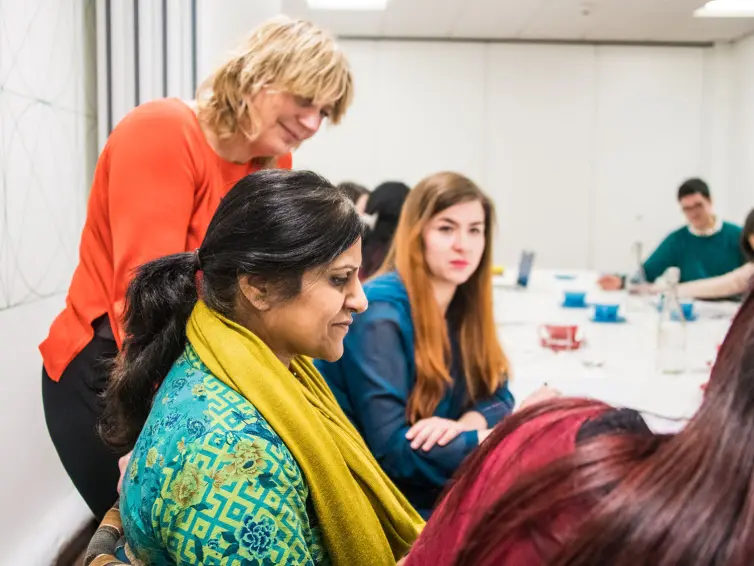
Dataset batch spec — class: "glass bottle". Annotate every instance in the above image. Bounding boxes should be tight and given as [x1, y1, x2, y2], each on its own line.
[626, 240, 649, 313]
[657, 267, 687, 374]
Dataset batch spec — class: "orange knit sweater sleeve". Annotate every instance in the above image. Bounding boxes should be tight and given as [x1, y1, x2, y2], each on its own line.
[106, 111, 198, 340]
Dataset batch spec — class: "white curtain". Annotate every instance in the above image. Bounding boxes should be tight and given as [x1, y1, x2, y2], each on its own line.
[95, 0, 195, 150]
[95, 0, 285, 150]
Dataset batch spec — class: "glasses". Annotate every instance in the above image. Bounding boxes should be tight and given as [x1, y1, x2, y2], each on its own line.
[681, 202, 705, 214]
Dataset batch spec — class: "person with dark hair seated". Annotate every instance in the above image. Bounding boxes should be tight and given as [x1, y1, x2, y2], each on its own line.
[643, 207, 754, 300]
[337, 181, 370, 214]
[103, 170, 422, 565]
[599, 178, 744, 291]
[360, 181, 411, 280]
[403, 287, 754, 566]
[317, 172, 549, 519]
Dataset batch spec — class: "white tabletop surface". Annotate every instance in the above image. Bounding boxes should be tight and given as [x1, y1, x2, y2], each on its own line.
[494, 269, 738, 433]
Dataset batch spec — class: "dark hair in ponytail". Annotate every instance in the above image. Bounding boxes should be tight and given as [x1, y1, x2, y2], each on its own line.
[101, 169, 364, 449]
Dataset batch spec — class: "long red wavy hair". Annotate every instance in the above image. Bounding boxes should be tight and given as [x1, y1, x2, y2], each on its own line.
[377, 172, 509, 424]
[432, 289, 754, 566]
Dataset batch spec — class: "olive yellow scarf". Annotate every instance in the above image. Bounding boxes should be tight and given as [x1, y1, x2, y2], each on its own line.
[186, 301, 423, 565]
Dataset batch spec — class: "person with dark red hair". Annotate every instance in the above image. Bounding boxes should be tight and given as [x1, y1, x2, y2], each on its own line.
[403, 291, 754, 565]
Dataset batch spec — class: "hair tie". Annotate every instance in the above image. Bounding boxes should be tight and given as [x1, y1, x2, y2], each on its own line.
[194, 248, 202, 271]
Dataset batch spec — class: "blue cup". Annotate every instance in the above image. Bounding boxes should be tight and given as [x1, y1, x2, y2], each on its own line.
[594, 303, 620, 322]
[564, 291, 587, 308]
[681, 301, 695, 320]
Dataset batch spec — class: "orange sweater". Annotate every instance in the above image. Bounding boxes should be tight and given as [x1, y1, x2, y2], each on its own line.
[40, 98, 292, 381]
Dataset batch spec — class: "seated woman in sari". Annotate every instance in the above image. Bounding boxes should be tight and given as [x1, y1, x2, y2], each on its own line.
[316, 172, 516, 518]
[403, 291, 754, 565]
[101, 170, 423, 565]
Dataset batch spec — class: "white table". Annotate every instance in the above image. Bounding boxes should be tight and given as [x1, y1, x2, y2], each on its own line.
[494, 269, 738, 433]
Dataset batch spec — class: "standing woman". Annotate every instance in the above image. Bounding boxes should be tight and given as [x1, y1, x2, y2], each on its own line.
[317, 172, 515, 518]
[40, 16, 353, 520]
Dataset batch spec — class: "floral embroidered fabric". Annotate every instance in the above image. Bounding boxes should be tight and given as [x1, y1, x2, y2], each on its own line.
[121, 345, 329, 565]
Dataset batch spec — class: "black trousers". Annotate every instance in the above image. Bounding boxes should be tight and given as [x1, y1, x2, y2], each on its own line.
[42, 334, 127, 520]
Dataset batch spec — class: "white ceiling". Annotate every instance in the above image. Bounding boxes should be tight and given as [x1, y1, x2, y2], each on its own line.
[281, 0, 754, 43]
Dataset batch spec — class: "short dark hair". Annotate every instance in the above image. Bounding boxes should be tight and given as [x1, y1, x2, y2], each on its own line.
[742, 209, 754, 261]
[677, 178, 710, 201]
[337, 181, 369, 204]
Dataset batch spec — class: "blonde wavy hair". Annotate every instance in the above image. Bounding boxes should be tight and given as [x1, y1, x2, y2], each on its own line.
[196, 16, 353, 167]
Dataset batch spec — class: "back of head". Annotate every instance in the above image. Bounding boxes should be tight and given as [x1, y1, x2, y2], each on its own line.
[337, 181, 369, 205]
[677, 177, 710, 201]
[196, 16, 353, 166]
[445, 289, 754, 566]
[365, 181, 411, 220]
[360, 181, 410, 278]
[101, 169, 363, 449]
[379, 172, 507, 424]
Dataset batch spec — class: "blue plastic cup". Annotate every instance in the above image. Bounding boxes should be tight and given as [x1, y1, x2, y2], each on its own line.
[564, 291, 587, 308]
[681, 301, 695, 320]
[594, 303, 620, 322]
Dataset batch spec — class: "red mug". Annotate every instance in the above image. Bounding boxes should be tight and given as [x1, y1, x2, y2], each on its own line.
[539, 324, 584, 351]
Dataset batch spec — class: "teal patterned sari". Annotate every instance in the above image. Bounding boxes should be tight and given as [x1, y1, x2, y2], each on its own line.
[121, 345, 329, 565]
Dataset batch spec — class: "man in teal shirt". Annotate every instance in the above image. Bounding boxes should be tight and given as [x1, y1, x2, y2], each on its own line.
[600, 178, 744, 289]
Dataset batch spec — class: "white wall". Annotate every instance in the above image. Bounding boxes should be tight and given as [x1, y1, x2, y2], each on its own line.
[730, 35, 754, 218]
[294, 40, 737, 272]
[486, 44, 595, 269]
[99, 0, 196, 149]
[0, 0, 96, 563]
[196, 0, 282, 81]
[590, 46, 708, 272]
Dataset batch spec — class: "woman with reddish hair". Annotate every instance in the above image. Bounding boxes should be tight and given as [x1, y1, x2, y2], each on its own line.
[316, 171, 525, 518]
[403, 290, 754, 565]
